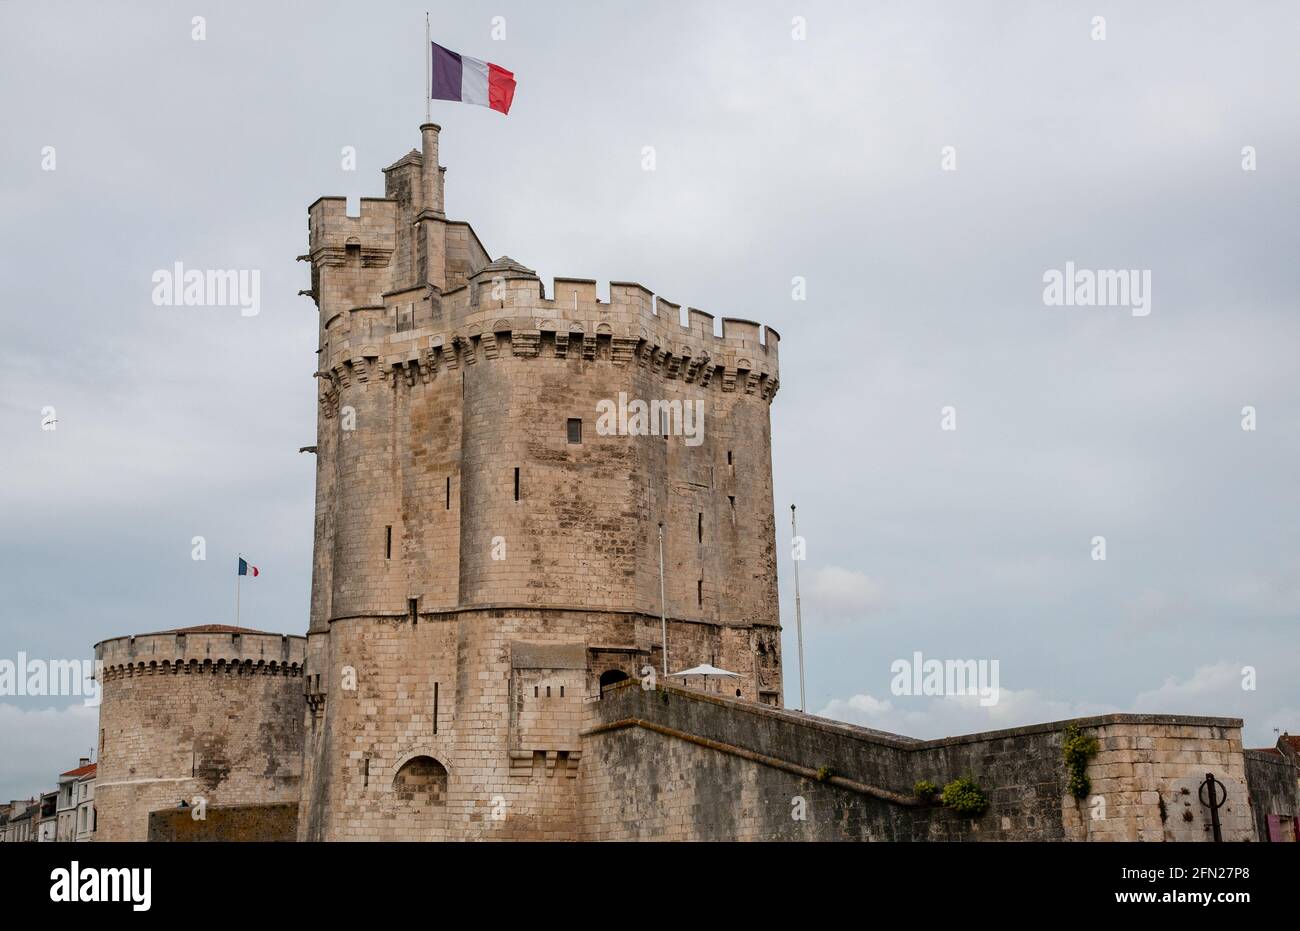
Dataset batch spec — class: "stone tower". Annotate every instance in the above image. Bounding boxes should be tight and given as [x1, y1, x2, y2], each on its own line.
[299, 124, 782, 840]
[94, 625, 305, 841]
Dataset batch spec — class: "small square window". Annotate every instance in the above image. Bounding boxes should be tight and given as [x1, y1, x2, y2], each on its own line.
[567, 418, 582, 444]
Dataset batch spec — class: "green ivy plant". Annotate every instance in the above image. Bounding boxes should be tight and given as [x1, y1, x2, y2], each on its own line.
[1061, 723, 1100, 800]
[940, 777, 988, 817]
[914, 780, 939, 804]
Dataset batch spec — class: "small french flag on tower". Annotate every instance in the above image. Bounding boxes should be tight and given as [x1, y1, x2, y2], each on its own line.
[430, 40, 516, 114]
[238, 557, 259, 578]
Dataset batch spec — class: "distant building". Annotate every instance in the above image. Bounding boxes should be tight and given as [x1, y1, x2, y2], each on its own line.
[1245, 732, 1300, 842]
[57, 759, 96, 842]
[36, 791, 57, 842]
[1278, 733, 1300, 785]
[5, 802, 37, 843]
[74, 764, 97, 842]
[1, 800, 36, 842]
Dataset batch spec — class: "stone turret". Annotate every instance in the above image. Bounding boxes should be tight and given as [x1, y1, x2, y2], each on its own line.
[92, 625, 305, 841]
[298, 125, 782, 840]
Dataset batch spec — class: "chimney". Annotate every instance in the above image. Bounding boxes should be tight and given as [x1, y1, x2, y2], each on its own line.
[420, 123, 444, 218]
[417, 123, 448, 291]
[79, 757, 90, 767]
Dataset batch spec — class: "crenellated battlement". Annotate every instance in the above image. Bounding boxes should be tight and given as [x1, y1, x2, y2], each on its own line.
[459, 267, 780, 366]
[304, 125, 780, 410]
[315, 266, 780, 414]
[96, 657, 304, 683]
[307, 196, 398, 267]
[95, 626, 305, 675]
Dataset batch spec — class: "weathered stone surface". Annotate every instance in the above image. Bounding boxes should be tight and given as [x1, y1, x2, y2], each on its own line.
[147, 803, 298, 842]
[1244, 749, 1299, 841]
[92, 627, 305, 841]
[580, 684, 1257, 842]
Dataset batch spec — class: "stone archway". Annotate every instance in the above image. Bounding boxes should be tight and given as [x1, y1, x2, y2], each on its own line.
[393, 755, 448, 804]
[599, 669, 631, 698]
[390, 754, 449, 840]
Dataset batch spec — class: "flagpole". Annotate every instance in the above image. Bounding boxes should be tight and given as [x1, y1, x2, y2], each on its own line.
[791, 505, 806, 711]
[425, 12, 431, 122]
[236, 552, 242, 627]
[658, 521, 668, 677]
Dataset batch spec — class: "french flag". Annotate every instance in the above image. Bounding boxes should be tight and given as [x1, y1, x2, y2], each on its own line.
[238, 557, 259, 578]
[430, 41, 516, 115]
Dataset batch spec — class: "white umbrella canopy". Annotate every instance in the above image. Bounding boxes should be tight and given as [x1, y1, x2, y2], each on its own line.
[669, 664, 741, 678]
[669, 664, 741, 694]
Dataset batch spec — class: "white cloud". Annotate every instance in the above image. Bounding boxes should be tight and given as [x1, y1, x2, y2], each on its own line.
[1122, 588, 1189, 630]
[1223, 564, 1300, 619]
[1132, 661, 1249, 714]
[819, 661, 1289, 744]
[818, 688, 1115, 741]
[807, 566, 883, 620]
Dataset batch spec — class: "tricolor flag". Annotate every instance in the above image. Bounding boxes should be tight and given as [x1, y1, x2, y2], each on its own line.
[430, 40, 516, 114]
[238, 557, 259, 578]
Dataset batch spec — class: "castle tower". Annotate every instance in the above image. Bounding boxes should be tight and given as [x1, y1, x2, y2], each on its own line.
[93, 625, 305, 841]
[299, 125, 782, 840]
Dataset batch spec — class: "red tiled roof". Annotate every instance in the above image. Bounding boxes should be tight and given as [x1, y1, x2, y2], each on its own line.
[59, 763, 97, 778]
[1281, 734, 1300, 752]
[138, 625, 275, 636]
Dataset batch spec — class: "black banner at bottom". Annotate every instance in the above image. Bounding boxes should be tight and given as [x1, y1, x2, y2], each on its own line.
[0, 841, 1282, 916]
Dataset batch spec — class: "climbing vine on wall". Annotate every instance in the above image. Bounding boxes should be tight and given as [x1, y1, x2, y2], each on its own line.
[1062, 723, 1100, 799]
[940, 777, 988, 817]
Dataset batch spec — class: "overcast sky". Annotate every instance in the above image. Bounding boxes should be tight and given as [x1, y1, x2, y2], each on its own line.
[2, 0, 1297, 801]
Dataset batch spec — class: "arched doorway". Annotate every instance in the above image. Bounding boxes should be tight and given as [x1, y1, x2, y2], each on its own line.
[393, 755, 448, 804]
[599, 669, 630, 697]
[389, 754, 449, 840]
